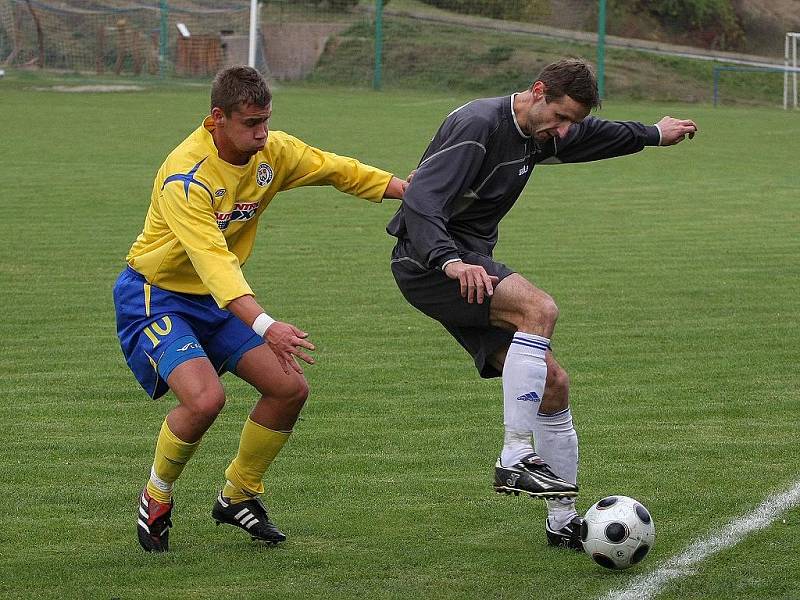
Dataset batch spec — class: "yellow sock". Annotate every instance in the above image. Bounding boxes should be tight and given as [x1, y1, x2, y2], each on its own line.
[223, 418, 290, 504]
[145, 419, 200, 504]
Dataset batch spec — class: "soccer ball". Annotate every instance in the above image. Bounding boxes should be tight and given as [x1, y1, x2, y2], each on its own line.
[581, 495, 655, 569]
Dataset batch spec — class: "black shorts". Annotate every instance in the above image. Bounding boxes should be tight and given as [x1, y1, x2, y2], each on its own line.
[390, 250, 515, 379]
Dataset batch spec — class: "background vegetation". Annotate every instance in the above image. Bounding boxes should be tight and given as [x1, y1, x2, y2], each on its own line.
[413, 0, 799, 53]
[312, 14, 786, 106]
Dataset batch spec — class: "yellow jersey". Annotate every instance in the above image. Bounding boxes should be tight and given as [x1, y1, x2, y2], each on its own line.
[126, 117, 393, 307]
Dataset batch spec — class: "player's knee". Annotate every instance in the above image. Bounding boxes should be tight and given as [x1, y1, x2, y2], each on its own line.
[290, 377, 310, 406]
[521, 292, 559, 330]
[273, 376, 309, 410]
[539, 294, 560, 327]
[191, 385, 226, 421]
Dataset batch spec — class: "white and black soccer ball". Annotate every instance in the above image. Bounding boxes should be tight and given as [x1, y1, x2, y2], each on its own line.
[581, 495, 655, 569]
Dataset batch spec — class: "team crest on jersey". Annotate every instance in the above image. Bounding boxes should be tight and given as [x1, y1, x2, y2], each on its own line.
[256, 162, 274, 187]
[214, 188, 226, 198]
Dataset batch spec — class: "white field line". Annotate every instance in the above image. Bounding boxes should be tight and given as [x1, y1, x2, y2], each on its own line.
[601, 480, 800, 600]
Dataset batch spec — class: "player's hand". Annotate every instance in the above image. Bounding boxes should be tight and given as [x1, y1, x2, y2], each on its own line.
[656, 116, 698, 145]
[406, 169, 417, 183]
[264, 321, 315, 375]
[444, 261, 500, 304]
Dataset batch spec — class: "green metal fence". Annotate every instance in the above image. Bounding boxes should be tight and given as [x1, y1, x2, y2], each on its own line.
[0, 1, 788, 106]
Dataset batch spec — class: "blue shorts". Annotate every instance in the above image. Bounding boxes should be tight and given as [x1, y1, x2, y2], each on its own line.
[113, 267, 263, 399]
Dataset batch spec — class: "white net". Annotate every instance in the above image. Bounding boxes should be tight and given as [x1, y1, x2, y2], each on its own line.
[0, 0, 253, 76]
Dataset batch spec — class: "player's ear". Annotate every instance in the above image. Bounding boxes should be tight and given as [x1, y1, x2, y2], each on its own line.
[531, 81, 546, 102]
[210, 106, 226, 126]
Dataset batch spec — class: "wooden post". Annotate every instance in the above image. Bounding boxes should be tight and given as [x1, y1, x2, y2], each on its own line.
[96, 25, 105, 74]
[132, 30, 142, 75]
[147, 31, 159, 75]
[114, 18, 128, 75]
[4, 4, 23, 65]
[24, 0, 44, 68]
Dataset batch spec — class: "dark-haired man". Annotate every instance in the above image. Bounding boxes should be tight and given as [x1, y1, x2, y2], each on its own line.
[114, 66, 407, 552]
[387, 58, 697, 550]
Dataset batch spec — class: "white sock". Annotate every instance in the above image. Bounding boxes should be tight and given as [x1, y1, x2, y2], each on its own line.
[500, 332, 550, 466]
[149, 465, 173, 495]
[534, 407, 579, 529]
[546, 499, 578, 530]
[501, 430, 533, 466]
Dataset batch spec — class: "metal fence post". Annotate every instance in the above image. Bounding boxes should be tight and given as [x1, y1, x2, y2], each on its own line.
[373, 0, 383, 90]
[597, 0, 606, 99]
[248, 0, 257, 68]
[159, 0, 168, 77]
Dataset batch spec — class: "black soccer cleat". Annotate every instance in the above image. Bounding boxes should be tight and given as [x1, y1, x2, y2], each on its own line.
[212, 492, 287, 545]
[137, 488, 173, 552]
[546, 515, 585, 551]
[493, 454, 578, 499]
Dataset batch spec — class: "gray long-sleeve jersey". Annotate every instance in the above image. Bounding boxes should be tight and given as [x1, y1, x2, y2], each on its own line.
[387, 94, 661, 269]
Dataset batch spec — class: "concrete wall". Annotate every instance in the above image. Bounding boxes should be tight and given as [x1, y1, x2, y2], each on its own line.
[261, 23, 347, 80]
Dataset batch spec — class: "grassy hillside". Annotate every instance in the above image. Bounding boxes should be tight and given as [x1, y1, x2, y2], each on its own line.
[309, 13, 786, 106]
[390, 0, 800, 56]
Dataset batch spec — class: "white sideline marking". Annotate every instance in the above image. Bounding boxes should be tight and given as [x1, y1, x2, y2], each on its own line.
[602, 480, 800, 600]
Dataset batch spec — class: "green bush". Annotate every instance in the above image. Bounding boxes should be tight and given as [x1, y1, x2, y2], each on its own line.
[418, 1, 498, 18]
[328, 0, 360, 9]
[420, 0, 742, 50]
[612, 0, 743, 48]
[272, 0, 361, 11]
[643, 0, 733, 28]
[418, 0, 549, 22]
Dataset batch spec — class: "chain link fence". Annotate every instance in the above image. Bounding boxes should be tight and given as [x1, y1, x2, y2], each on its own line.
[0, 1, 790, 105]
[0, 0, 250, 76]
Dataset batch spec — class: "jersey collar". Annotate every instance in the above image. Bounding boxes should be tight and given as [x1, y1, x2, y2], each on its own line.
[510, 93, 530, 139]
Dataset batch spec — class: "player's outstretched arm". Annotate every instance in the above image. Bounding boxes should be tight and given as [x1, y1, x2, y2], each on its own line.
[383, 176, 408, 199]
[227, 295, 315, 375]
[656, 116, 698, 146]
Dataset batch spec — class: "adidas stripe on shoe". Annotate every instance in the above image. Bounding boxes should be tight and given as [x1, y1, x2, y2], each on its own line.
[211, 492, 286, 545]
[137, 488, 173, 552]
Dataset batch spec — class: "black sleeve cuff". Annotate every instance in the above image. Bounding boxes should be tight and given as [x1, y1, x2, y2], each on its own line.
[436, 254, 462, 271]
[645, 125, 661, 146]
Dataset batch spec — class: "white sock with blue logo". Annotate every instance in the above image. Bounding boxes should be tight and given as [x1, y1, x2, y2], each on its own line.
[535, 408, 579, 529]
[500, 332, 549, 466]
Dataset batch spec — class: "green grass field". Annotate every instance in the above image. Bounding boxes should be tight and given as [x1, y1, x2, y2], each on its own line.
[1, 77, 798, 600]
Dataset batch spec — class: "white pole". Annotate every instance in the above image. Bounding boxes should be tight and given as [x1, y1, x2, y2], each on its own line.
[784, 33, 789, 110]
[793, 34, 798, 108]
[248, 0, 257, 68]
